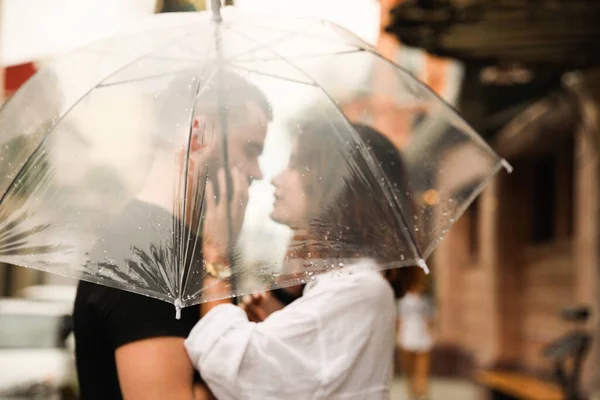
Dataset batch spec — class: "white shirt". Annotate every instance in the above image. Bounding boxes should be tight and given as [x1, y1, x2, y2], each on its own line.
[185, 260, 396, 400]
[397, 292, 434, 352]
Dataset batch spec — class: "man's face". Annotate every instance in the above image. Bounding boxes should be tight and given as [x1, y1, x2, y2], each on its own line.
[220, 101, 267, 184]
[196, 101, 268, 190]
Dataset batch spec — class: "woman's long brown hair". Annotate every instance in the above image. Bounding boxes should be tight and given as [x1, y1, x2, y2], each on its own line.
[294, 121, 418, 267]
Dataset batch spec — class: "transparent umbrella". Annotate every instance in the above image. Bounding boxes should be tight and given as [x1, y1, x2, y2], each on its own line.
[0, 4, 510, 316]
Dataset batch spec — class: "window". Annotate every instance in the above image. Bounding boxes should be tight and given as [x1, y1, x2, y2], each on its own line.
[531, 156, 556, 242]
[468, 198, 480, 259]
[529, 147, 573, 243]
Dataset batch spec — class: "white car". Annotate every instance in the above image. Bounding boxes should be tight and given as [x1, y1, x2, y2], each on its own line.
[0, 298, 77, 399]
[19, 285, 77, 305]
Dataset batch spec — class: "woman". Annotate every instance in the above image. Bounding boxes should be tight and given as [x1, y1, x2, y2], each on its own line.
[186, 122, 417, 399]
[397, 268, 434, 400]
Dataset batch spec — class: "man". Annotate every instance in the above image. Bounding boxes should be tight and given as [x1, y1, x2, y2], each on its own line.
[73, 71, 272, 400]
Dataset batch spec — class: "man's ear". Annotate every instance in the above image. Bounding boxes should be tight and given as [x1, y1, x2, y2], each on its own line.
[191, 115, 214, 151]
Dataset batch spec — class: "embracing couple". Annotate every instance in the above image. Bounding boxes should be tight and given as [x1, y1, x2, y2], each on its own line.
[73, 71, 413, 400]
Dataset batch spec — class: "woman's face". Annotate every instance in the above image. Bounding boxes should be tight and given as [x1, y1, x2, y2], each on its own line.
[270, 142, 309, 229]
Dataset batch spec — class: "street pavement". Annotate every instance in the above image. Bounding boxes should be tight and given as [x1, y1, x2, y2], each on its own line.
[391, 377, 478, 399]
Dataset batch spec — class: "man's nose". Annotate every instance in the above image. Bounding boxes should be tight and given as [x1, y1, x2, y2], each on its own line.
[249, 164, 263, 181]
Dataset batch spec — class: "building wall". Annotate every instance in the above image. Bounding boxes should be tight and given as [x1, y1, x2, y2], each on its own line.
[434, 126, 598, 385]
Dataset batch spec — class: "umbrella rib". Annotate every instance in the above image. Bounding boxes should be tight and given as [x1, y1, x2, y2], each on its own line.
[95, 54, 334, 89]
[96, 67, 200, 88]
[83, 49, 205, 63]
[228, 48, 363, 62]
[225, 21, 372, 51]
[228, 25, 426, 263]
[227, 64, 317, 86]
[217, 29, 298, 63]
[179, 41, 219, 299]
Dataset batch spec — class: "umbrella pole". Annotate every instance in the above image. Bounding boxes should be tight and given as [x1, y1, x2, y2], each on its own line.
[212, 0, 238, 301]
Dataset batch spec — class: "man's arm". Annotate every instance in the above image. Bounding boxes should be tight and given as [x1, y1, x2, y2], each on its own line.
[116, 337, 196, 400]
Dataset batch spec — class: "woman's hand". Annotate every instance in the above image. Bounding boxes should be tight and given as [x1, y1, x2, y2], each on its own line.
[240, 292, 285, 322]
[202, 168, 249, 264]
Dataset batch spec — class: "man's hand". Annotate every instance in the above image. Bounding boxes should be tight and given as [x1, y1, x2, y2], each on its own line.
[240, 292, 286, 322]
[202, 168, 249, 264]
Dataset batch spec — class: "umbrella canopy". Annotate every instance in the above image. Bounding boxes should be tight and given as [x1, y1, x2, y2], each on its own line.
[0, 7, 508, 312]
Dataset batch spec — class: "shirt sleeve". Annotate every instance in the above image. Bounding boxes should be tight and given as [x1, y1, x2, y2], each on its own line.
[102, 288, 200, 349]
[184, 304, 322, 400]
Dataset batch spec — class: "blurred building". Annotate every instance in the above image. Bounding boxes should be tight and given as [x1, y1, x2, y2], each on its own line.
[383, 0, 600, 396]
[434, 82, 598, 378]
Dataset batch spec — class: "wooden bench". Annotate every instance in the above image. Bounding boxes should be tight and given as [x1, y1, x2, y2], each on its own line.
[474, 370, 564, 400]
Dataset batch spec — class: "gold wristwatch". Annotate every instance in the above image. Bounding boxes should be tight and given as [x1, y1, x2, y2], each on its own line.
[205, 261, 232, 279]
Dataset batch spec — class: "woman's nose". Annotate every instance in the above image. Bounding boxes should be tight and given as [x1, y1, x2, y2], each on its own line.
[271, 171, 284, 187]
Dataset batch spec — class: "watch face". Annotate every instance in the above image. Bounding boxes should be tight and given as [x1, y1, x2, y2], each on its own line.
[206, 262, 232, 280]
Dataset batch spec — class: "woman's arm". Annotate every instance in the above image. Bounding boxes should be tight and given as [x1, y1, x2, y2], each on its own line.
[185, 303, 321, 400]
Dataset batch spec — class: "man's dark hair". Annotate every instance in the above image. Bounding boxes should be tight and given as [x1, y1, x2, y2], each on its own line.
[193, 70, 273, 122]
[293, 120, 418, 266]
[153, 69, 272, 148]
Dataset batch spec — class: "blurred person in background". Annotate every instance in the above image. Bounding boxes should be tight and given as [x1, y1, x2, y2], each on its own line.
[397, 267, 434, 400]
[186, 122, 415, 399]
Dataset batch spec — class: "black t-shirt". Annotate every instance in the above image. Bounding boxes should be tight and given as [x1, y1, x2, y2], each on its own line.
[73, 200, 202, 400]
